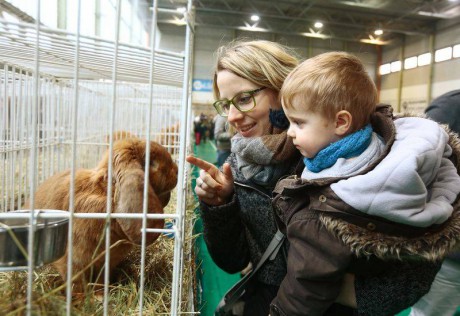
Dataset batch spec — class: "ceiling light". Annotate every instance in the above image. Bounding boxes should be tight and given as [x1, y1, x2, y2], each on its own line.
[176, 7, 186, 13]
[418, 11, 450, 18]
[172, 17, 186, 25]
[251, 15, 260, 22]
[301, 32, 330, 39]
[239, 23, 267, 32]
[374, 29, 383, 36]
[314, 21, 323, 29]
[360, 38, 390, 45]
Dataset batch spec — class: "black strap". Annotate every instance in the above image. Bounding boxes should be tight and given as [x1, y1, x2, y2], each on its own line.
[215, 230, 285, 313]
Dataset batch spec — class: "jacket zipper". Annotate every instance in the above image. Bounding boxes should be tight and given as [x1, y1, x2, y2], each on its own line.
[234, 180, 271, 199]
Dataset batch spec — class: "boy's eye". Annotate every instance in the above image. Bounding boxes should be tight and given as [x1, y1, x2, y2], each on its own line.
[296, 120, 307, 127]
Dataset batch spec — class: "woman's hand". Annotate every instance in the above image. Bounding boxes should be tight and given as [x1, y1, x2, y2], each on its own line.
[336, 273, 357, 308]
[186, 155, 234, 206]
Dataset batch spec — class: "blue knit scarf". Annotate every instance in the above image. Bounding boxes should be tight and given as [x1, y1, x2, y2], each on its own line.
[304, 124, 373, 173]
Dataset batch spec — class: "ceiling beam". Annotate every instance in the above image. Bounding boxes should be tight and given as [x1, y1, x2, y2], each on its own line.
[190, 7, 431, 36]
[157, 19, 396, 45]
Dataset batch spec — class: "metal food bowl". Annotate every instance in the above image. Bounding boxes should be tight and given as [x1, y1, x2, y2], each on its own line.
[0, 210, 68, 269]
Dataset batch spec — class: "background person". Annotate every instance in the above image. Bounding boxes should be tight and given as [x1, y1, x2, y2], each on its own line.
[213, 114, 232, 167]
[194, 115, 202, 145]
[409, 89, 460, 316]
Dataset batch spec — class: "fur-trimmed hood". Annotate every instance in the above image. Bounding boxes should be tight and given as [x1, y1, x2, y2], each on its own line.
[275, 104, 460, 261]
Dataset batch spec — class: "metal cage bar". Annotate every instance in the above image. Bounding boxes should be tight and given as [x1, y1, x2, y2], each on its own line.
[0, 0, 195, 315]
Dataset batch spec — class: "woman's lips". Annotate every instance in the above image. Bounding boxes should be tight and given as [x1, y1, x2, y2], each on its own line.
[238, 123, 256, 136]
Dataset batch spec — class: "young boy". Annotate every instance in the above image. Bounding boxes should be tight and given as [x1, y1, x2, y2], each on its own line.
[269, 52, 460, 316]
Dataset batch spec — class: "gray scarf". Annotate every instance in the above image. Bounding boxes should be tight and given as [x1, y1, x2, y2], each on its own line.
[231, 130, 297, 186]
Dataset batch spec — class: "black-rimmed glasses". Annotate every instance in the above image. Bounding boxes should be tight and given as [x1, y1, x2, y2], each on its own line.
[213, 87, 266, 117]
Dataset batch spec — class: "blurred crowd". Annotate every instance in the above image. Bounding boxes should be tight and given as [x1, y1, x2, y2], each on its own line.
[194, 113, 231, 167]
[194, 113, 213, 145]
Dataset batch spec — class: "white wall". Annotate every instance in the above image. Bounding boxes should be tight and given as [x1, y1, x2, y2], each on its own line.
[379, 16, 460, 113]
[157, 18, 460, 114]
[157, 24, 381, 109]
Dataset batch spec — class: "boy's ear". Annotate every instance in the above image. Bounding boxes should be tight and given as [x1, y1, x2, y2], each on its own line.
[335, 110, 352, 136]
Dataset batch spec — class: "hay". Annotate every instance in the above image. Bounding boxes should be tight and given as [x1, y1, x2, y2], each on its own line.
[0, 189, 199, 315]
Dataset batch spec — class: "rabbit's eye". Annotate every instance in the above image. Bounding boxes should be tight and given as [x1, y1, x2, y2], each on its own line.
[150, 160, 159, 170]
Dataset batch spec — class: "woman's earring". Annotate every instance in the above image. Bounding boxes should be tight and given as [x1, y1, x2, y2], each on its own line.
[269, 108, 290, 129]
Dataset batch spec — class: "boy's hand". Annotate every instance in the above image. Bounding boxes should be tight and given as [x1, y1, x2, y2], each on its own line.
[186, 155, 234, 206]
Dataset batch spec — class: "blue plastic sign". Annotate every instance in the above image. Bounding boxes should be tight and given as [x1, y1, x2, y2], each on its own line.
[192, 79, 213, 92]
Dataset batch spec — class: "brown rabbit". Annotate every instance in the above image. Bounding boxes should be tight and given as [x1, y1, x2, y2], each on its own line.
[29, 138, 178, 292]
[156, 123, 179, 144]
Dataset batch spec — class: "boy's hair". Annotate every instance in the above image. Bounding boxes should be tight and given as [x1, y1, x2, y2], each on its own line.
[212, 40, 299, 100]
[281, 51, 377, 133]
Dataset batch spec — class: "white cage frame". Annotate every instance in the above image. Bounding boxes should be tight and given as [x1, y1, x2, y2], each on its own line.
[0, 0, 195, 315]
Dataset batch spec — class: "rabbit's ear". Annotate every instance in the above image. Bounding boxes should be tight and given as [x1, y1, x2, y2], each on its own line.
[115, 167, 145, 214]
[114, 166, 163, 244]
[111, 139, 146, 241]
[110, 138, 144, 179]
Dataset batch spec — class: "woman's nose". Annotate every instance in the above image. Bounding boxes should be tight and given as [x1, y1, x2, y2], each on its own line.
[227, 104, 244, 123]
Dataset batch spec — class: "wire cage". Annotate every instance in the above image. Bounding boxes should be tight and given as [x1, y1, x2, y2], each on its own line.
[0, 0, 195, 315]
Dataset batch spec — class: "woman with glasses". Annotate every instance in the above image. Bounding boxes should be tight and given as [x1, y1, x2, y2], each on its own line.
[186, 40, 440, 316]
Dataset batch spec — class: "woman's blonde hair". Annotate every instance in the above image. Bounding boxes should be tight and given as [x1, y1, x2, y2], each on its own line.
[212, 40, 299, 100]
[281, 51, 377, 133]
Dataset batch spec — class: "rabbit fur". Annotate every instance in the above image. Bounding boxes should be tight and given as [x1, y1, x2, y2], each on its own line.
[28, 137, 178, 292]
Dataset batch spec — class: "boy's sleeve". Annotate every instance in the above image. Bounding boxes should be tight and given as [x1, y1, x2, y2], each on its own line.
[270, 214, 352, 316]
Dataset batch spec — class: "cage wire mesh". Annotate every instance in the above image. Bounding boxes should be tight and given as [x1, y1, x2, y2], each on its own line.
[0, 0, 195, 315]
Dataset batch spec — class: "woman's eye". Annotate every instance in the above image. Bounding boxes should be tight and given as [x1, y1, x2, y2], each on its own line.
[236, 94, 252, 105]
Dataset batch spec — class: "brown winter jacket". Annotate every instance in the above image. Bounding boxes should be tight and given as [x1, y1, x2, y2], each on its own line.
[270, 104, 460, 316]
